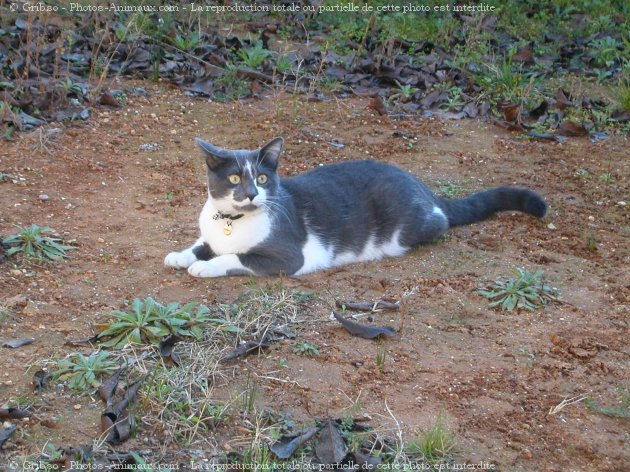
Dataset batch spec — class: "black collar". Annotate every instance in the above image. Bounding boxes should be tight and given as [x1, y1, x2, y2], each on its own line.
[212, 211, 244, 221]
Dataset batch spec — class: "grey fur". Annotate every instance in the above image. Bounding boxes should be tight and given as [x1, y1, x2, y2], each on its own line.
[172, 138, 547, 276]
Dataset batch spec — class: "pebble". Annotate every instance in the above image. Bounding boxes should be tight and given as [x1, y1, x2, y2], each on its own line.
[588, 216, 595, 221]
[618, 201, 626, 207]
[97, 238, 105, 243]
[39, 194, 50, 201]
[73, 404, 81, 410]
[547, 223, 557, 230]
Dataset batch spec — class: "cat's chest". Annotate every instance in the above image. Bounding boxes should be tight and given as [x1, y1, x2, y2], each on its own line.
[199, 202, 271, 255]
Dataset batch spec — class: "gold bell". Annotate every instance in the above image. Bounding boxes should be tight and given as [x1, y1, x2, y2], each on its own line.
[223, 220, 233, 236]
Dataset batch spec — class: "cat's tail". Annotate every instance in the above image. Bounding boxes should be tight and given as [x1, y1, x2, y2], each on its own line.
[439, 186, 547, 227]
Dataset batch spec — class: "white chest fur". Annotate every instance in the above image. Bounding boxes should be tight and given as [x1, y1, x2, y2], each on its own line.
[199, 200, 272, 255]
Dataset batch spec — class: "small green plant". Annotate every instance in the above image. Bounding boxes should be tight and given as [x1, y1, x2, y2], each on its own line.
[98, 298, 170, 347]
[52, 351, 119, 391]
[293, 341, 320, 357]
[585, 387, 630, 418]
[237, 40, 273, 69]
[615, 80, 630, 112]
[438, 181, 466, 199]
[57, 77, 84, 96]
[389, 80, 419, 103]
[170, 31, 200, 52]
[477, 268, 558, 311]
[98, 298, 238, 348]
[242, 374, 258, 413]
[2, 225, 75, 261]
[375, 339, 387, 373]
[214, 65, 251, 102]
[274, 54, 293, 74]
[442, 86, 466, 111]
[599, 172, 613, 184]
[589, 37, 625, 68]
[406, 416, 455, 464]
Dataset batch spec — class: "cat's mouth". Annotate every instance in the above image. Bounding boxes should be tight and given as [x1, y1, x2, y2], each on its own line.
[233, 202, 262, 212]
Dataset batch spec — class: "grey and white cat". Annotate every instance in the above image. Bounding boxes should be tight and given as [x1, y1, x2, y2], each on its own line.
[164, 137, 547, 277]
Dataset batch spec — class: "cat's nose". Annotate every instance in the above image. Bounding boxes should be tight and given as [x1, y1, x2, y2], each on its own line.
[245, 187, 258, 201]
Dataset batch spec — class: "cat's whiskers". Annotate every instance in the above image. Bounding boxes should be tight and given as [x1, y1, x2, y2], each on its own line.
[261, 197, 294, 225]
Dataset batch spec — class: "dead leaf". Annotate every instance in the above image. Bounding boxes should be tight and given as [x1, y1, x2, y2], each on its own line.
[557, 121, 587, 136]
[99, 91, 121, 108]
[0, 425, 17, 449]
[367, 96, 387, 116]
[333, 311, 396, 339]
[159, 334, 183, 366]
[512, 43, 535, 64]
[528, 100, 548, 120]
[270, 426, 319, 459]
[3, 338, 34, 348]
[555, 89, 573, 109]
[315, 420, 347, 465]
[0, 407, 32, 419]
[347, 450, 382, 468]
[97, 368, 123, 405]
[500, 103, 521, 123]
[33, 369, 50, 394]
[463, 102, 478, 118]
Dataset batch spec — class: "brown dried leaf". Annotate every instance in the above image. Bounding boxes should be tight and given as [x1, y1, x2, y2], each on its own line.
[555, 89, 573, 109]
[315, 421, 346, 465]
[500, 103, 521, 123]
[97, 368, 122, 405]
[368, 96, 388, 116]
[558, 121, 587, 136]
[33, 370, 50, 394]
[270, 426, 319, 459]
[0, 407, 32, 419]
[0, 425, 17, 449]
[3, 338, 34, 348]
[512, 43, 535, 64]
[99, 91, 121, 108]
[332, 311, 396, 339]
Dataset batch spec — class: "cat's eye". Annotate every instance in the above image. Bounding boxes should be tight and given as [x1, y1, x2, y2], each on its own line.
[228, 174, 241, 185]
[257, 174, 268, 185]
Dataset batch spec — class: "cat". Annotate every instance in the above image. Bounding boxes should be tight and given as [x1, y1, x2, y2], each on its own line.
[164, 137, 547, 277]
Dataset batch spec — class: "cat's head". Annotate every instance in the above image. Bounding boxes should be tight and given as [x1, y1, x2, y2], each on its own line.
[196, 137, 283, 213]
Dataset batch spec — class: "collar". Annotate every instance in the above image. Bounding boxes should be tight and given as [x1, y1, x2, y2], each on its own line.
[212, 211, 244, 221]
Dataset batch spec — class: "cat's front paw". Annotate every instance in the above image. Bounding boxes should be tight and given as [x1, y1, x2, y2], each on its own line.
[164, 251, 196, 269]
[188, 261, 225, 278]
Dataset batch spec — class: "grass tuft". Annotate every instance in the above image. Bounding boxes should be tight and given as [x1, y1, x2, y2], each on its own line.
[477, 268, 558, 311]
[2, 225, 75, 261]
[406, 416, 455, 464]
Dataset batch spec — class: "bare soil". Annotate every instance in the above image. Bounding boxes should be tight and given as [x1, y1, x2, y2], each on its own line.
[1, 82, 628, 471]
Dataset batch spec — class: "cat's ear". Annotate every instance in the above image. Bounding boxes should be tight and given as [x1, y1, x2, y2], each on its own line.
[196, 138, 229, 170]
[259, 137, 283, 170]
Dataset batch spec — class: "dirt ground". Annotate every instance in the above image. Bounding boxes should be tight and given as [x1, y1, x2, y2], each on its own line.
[0, 81, 628, 471]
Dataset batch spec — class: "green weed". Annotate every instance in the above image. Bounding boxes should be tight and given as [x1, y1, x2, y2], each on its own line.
[2, 225, 75, 261]
[52, 351, 119, 391]
[214, 65, 250, 102]
[616, 80, 630, 112]
[586, 387, 630, 418]
[438, 181, 466, 199]
[406, 416, 455, 464]
[237, 40, 273, 69]
[477, 268, 558, 311]
[98, 297, 240, 348]
[170, 31, 200, 52]
[293, 341, 320, 357]
[376, 339, 387, 373]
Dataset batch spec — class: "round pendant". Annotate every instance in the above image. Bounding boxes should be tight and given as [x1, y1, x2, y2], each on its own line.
[223, 221, 233, 235]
